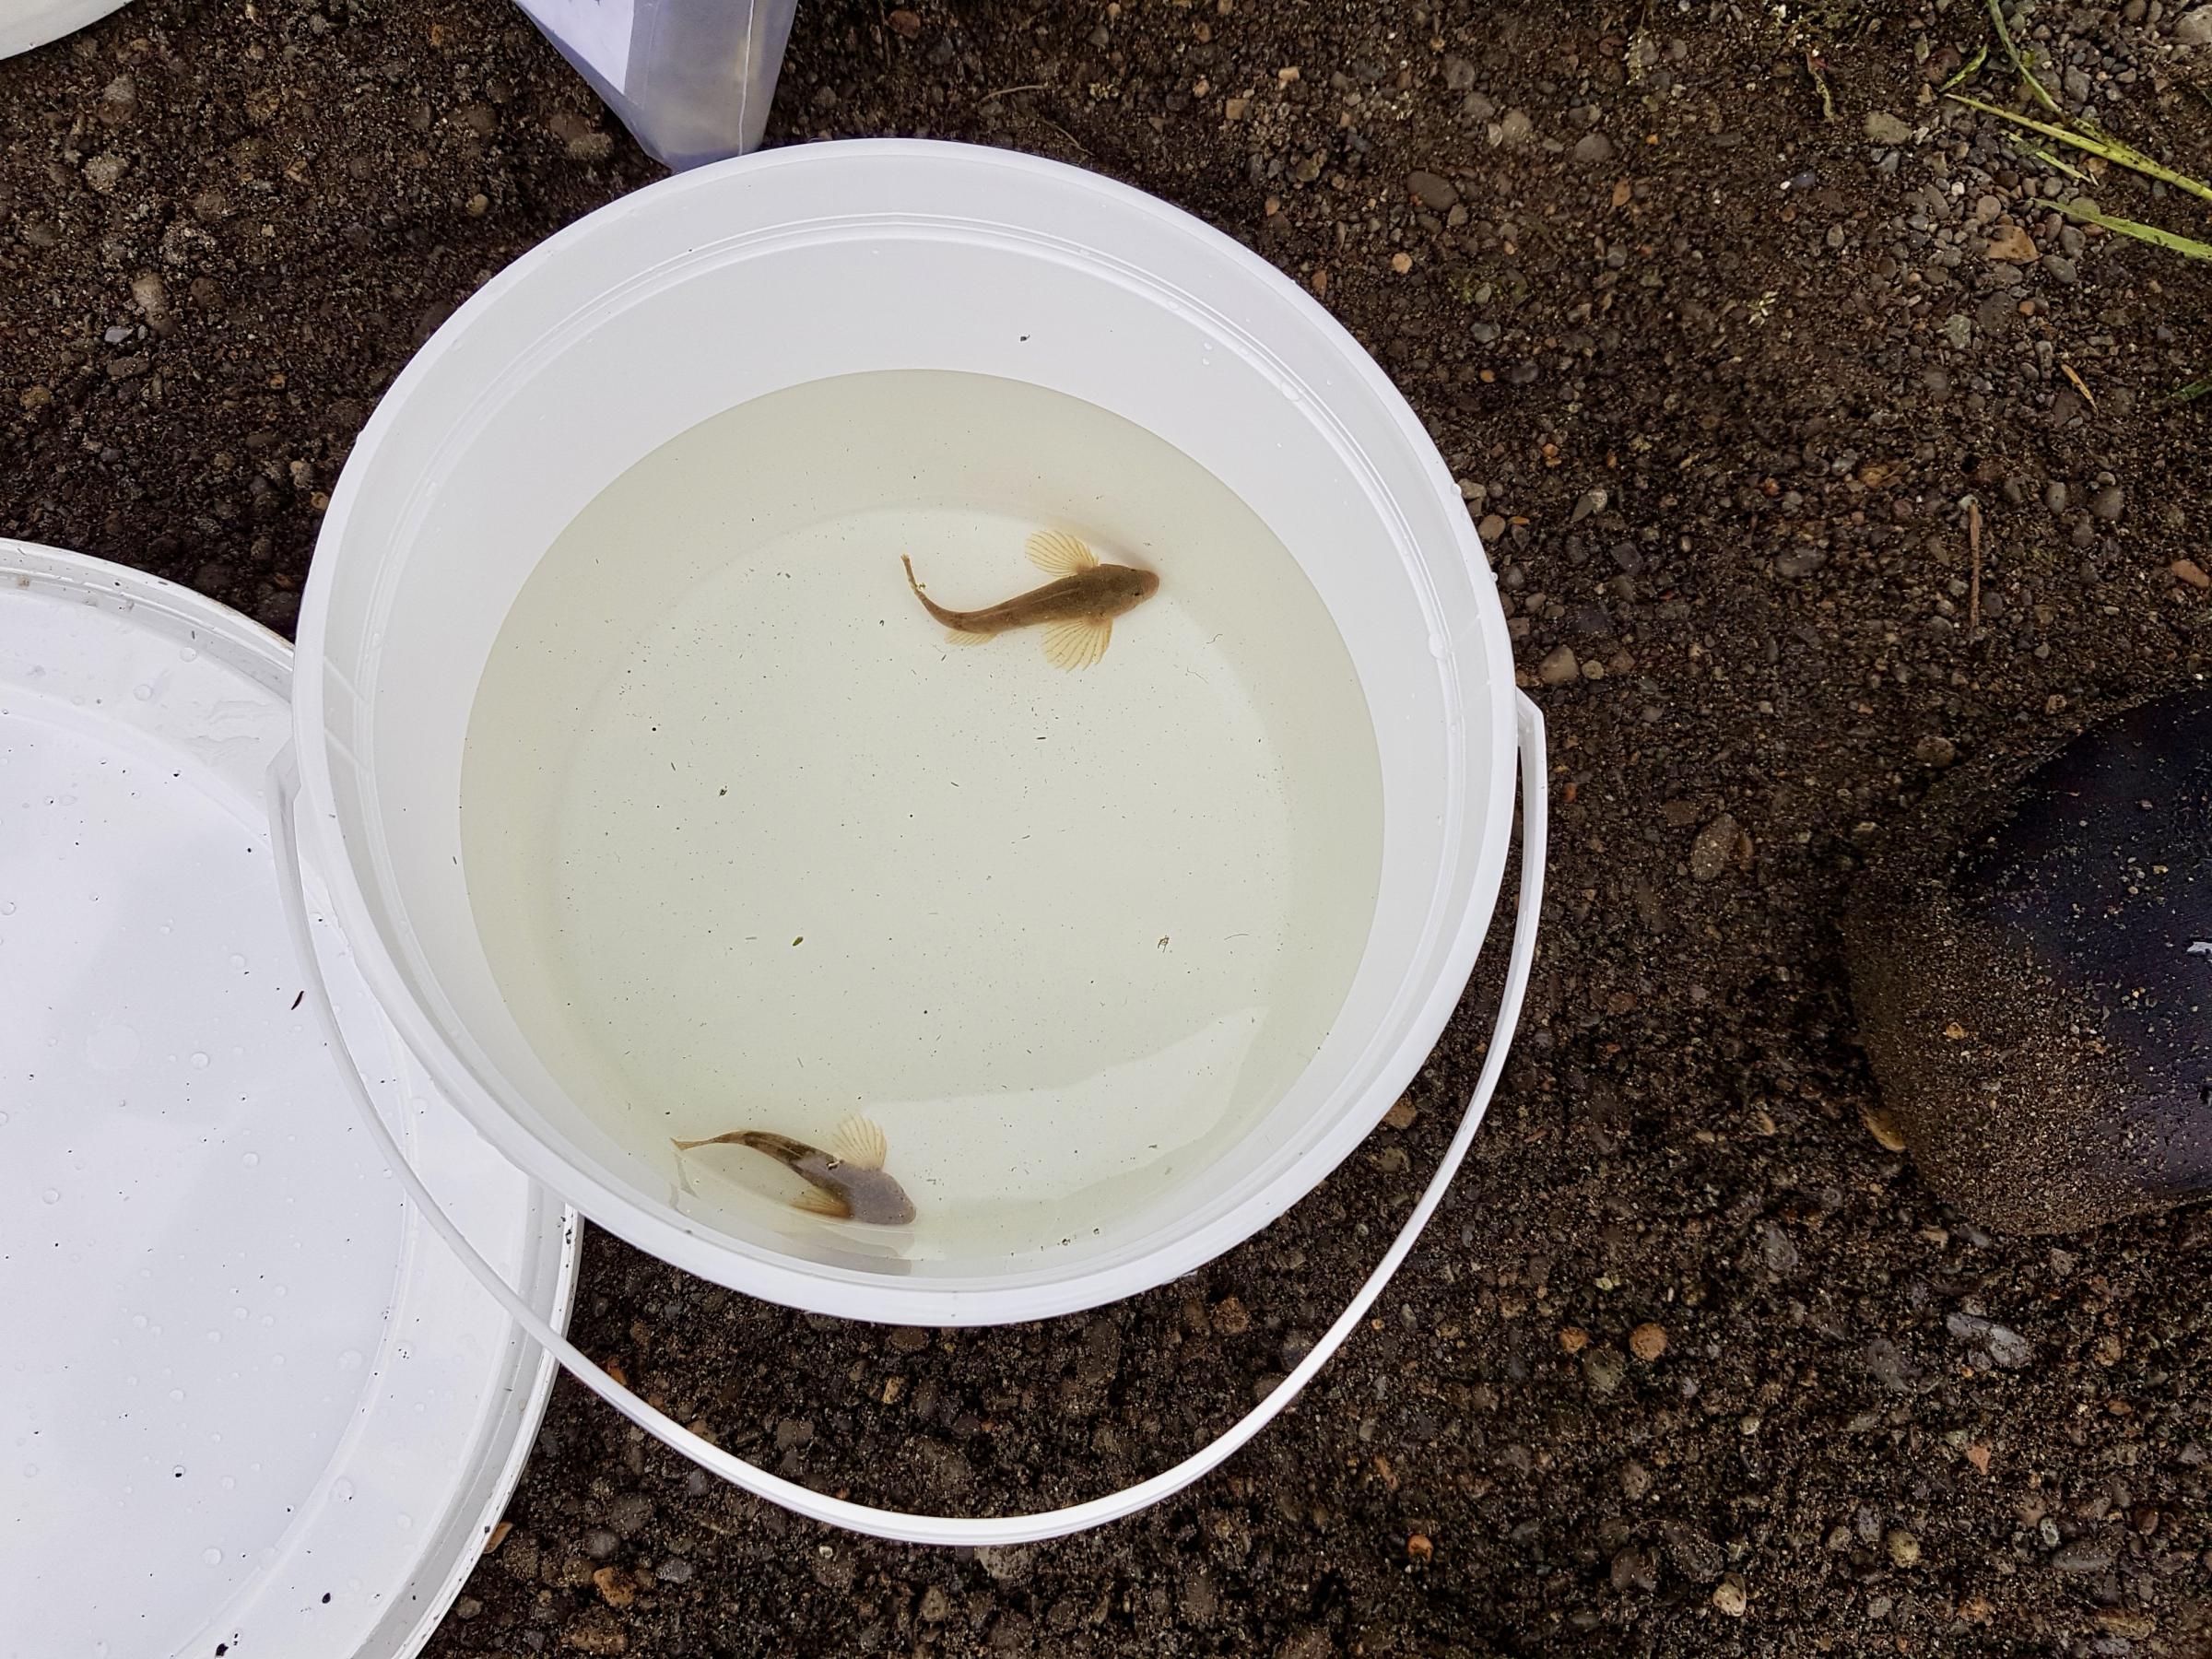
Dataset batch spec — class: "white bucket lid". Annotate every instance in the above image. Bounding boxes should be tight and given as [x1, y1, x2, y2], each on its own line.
[0, 542, 577, 1659]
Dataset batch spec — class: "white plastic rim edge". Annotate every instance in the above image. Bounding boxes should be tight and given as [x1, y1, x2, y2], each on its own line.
[0, 0, 131, 59]
[266, 695, 1547, 1547]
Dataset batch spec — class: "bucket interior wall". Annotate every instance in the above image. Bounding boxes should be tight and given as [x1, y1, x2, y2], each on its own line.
[304, 147, 1513, 1313]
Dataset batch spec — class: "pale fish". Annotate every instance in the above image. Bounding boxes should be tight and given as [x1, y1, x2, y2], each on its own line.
[672, 1115, 915, 1226]
[902, 529, 1159, 670]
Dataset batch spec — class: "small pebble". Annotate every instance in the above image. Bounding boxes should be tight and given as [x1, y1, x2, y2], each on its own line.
[1886, 1528, 1921, 1569]
[1536, 644, 1581, 687]
[1406, 171, 1458, 211]
[1629, 1323, 1667, 1361]
[1711, 1576, 1748, 1617]
[2051, 1544, 2113, 1573]
[1582, 1347, 1626, 1396]
[1689, 814, 1742, 882]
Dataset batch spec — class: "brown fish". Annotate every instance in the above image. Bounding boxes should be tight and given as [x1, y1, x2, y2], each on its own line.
[902, 530, 1159, 670]
[672, 1115, 915, 1226]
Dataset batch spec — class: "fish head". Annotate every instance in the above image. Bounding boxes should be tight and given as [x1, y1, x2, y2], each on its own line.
[1103, 564, 1160, 613]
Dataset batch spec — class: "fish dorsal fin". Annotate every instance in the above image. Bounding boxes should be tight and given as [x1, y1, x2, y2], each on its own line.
[792, 1186, 852, 1218]
[1041, 616, 1112, 670]
[1027, 529, 1100, 576]
[830, 1114, 888, 1171]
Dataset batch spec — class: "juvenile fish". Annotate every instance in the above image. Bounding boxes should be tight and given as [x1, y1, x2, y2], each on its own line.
[902, 529, 1159, 670]
[672, 1115, 914, 1226]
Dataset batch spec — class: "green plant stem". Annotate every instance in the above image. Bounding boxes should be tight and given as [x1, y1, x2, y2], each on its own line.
[1949, 95, 2212, 208]
[2036, 197, 2212, 261]
[1985, 0, 2061, 114]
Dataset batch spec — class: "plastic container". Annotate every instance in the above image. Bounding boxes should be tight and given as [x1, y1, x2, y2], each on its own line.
[514, 0, 797, 167]
[0, 541, 577, 1659]
[0, 0, 133, 58]
[280, 139, 1546, 1543]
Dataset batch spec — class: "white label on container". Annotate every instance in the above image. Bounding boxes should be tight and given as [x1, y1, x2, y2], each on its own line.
[512, 0, 636, 95]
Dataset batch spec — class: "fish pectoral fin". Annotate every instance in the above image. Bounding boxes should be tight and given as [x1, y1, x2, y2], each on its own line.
[1041, 615, 1112, 670]
[1027, 529, 1100, 576]
[791, 1186, 853, 1219]
[944, 627, 990, 645]
[830, 1114, 889, 1171]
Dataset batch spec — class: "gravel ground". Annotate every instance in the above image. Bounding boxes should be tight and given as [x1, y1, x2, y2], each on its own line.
[6, 1, 2212, 1654]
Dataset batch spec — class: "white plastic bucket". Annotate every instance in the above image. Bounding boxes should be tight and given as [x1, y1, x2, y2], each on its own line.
[278, 139, 1545, 1544]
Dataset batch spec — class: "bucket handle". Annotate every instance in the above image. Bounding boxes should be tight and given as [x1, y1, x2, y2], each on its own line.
[268, 692, 1546, 1547]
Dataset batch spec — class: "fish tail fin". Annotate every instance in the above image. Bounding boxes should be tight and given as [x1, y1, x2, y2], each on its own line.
[671, 1130, 752, 1153]
[903, 555, 973, 630]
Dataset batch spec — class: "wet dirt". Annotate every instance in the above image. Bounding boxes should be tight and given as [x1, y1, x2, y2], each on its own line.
[6, 0, 2212, 1653]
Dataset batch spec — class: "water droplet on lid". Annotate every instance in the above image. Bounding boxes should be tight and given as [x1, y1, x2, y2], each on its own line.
[181, 647, 198, 662]
[336, 1348, 363, 1372]
[189, 1053, 209, 1070]
[202, 1547, 222, 1567]
[133, 1314, 147, 1328]
[41, 1188, 58, 1206]
[170, 1387, 186, 1401]
[395, 1512, 413, 1532]
[95, 1641, 110, 1657]
[0, 1111, 10, 1126]
[229, 953, 246, 970]
[219, 1475, 235, 1490]
[333, 1477, 355, 1500]
[22, 1464, 38, 1478]
[0, 900, 14, 914]
[132, 684, 153, 701]
[232, 1306, 247, 1320]
[241, 1152, 259, 1169]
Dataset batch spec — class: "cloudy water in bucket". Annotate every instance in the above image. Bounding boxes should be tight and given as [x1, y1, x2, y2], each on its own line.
[461, 370, 1382, 1263]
